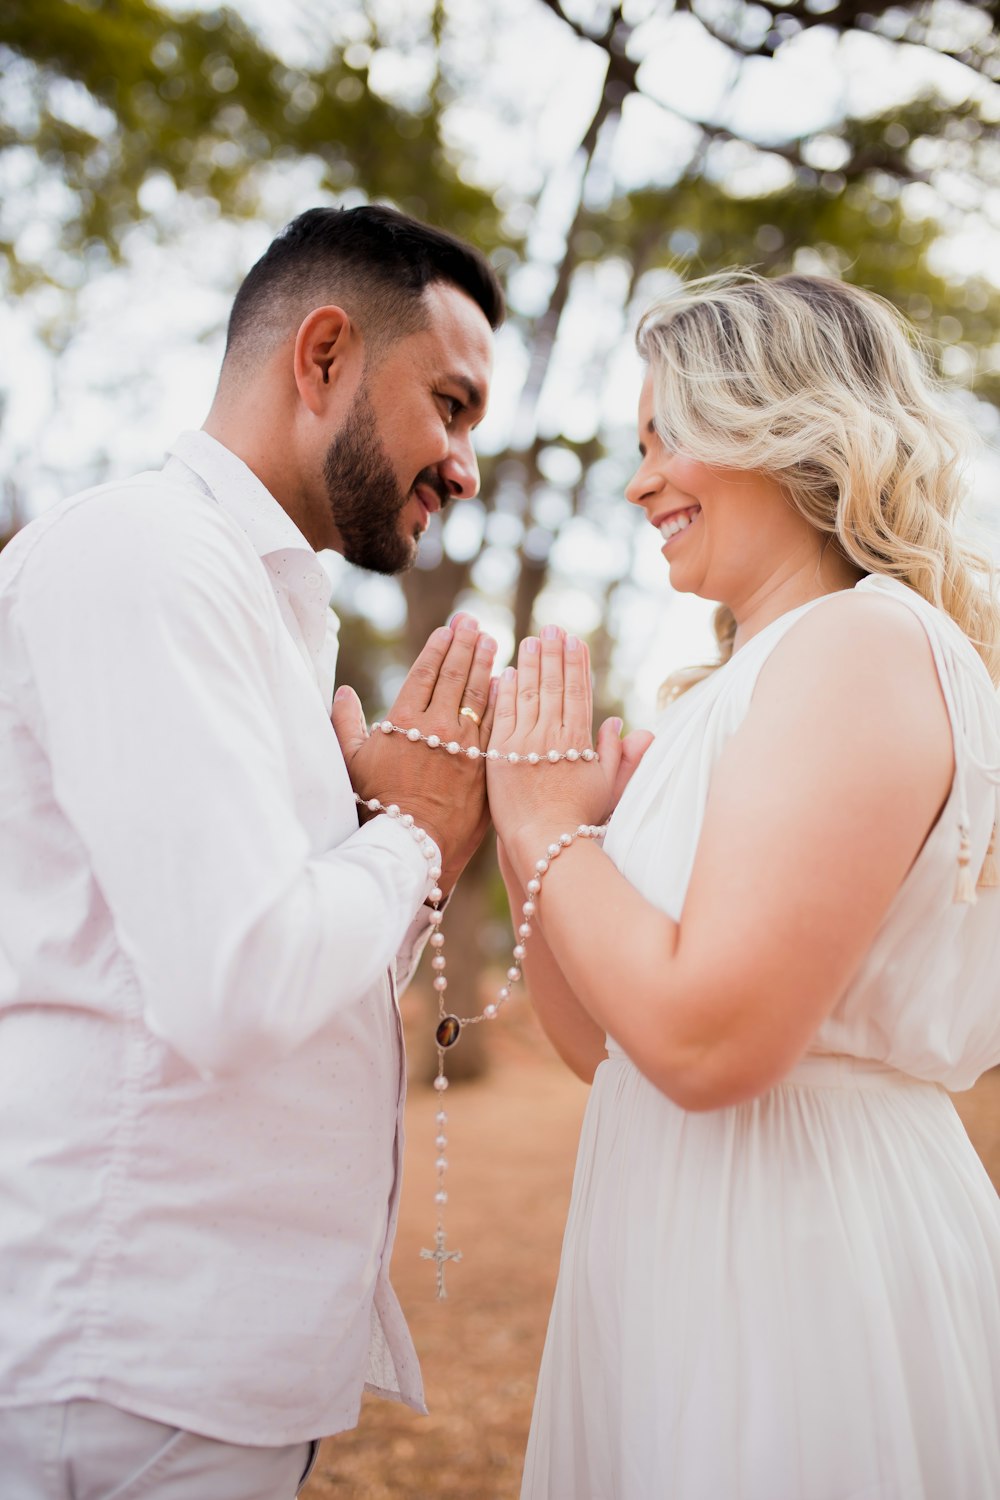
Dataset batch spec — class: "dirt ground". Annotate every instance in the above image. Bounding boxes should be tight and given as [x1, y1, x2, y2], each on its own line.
[303, 995, 1000, 1500]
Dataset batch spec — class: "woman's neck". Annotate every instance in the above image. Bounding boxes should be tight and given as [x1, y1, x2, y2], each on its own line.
[730, 546, 864, 654]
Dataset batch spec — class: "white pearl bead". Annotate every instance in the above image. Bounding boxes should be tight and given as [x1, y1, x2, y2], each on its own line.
[436, 1110, 448, 1125]
[547, 748, 560, 762]
[400, 813, 413, 829]
[380, 721, 394, 735]
[435, 1134, 447, 1149]
[422, 844, 437, 860]
[430, 887, 443, 903]
[513, 944, 526, 960]
[429, 866, 442, 881]
[566, 748, 579, 761]
[486, 749, 500, 761]
[430, 932, 445, 948]
[433, 1076, 449, 1092]
[521, 900, 535, 917]
[507, 966, 521, 983]
[559, 832, 573, 846]
[527, 752, 540, 764]
[508, 752, 519, 764]
[518, 923, 532, 939]
[435, 1190, 448, 1205]
[435, 1156, 448, 1171]
[406, 727, 421, 741]
[484, 1003, 497, 1018]
[526, 879, 541, 895]
[582, 748, 596, 761]
[366, 798, 380, 812]
[535, 858, 549, 874]
[466, 746, 480, 759]
[498, 986, 510, 1002]
[427, 734, 440, 748]
[433, 976, 448, 992]
[446, 741, 461, 755]
[386, 804, 400, 818]
[547, 843, 561, 858]
[429, 910, 443, 925]
[431, 956, 446, 972]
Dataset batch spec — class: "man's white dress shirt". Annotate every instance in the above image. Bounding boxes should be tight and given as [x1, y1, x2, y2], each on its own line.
[0, 431, 436, 1443]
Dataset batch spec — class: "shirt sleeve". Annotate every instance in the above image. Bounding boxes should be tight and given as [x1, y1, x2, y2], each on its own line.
[14, 484, 438, 1076]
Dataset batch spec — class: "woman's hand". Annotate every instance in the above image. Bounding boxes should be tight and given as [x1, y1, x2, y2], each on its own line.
[485, 625, 651, 881]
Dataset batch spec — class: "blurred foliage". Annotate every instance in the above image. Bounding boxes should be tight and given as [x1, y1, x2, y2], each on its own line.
[0, 0, 512, 296]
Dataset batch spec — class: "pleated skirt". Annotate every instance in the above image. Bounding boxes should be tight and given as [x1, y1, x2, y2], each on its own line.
[521, 1053, 1000, 1500]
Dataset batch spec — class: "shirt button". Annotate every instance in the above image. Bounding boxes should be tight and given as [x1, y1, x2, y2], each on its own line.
[306, 573, 323, 591]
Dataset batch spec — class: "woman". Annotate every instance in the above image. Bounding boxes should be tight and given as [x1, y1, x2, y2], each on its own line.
[485, 272, 1000, 1499]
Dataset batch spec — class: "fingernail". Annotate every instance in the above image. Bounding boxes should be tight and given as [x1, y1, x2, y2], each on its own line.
[489, 676, 499, 702]
[566, 635, 580, 653]
[541, 624, 559, 641]
[524, 637, 539, 655]
[611, 717, 623, 734]
[433, 625, 453, 645]
[458, 616, 480, 634]
[477, 635, 497, 655]
[334, 685, 350, 702]
[502, 666, 516, 682]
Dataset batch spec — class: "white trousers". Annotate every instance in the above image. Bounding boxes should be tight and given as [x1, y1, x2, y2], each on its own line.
[0, 1400, 318, 1500]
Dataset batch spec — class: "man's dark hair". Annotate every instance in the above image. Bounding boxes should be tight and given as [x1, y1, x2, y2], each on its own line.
[224, 204, 504, 372]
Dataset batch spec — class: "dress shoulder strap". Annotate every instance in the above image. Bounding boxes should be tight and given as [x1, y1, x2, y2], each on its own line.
[856, 574, 1000, 899]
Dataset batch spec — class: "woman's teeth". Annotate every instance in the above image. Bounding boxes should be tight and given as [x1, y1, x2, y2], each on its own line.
[659, 507, 699, 541]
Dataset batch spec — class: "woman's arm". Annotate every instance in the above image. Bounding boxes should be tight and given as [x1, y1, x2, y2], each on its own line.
[497, 838, 608, 1082]
[489, 596, 953, 1111]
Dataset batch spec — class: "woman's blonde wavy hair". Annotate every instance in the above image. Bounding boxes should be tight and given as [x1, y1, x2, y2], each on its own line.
[636, 271, 1000, 694]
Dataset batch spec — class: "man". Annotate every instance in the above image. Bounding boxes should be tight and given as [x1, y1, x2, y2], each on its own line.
[0, 206, 504, 1496]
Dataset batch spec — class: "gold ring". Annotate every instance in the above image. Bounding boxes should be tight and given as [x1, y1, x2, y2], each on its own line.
[459, 705, 482, 727]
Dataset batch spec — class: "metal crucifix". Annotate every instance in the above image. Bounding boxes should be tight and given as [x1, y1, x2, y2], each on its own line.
[420, 1225, 463, 1299]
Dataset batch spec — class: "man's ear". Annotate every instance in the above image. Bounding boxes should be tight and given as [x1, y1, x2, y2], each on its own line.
[293, 306, 357, 414]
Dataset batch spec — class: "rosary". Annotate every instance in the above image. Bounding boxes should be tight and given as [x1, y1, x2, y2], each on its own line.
[356, 712, 607, 1298]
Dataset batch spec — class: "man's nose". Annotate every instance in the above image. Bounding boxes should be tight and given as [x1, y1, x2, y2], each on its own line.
[440, 435, 480, 501]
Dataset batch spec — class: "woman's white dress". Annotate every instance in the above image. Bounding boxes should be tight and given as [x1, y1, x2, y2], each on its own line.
[521, 577, 1000, 1500]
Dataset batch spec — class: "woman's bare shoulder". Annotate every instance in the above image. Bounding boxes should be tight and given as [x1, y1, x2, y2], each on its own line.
[760, 587, 943, 703]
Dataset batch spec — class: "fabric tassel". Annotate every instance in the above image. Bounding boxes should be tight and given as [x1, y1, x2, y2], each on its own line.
[954, 823, 978, 905]
[977, 819, 999, 889]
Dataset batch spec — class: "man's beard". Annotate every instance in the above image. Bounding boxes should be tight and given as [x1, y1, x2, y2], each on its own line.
[322, 384, 438, 575]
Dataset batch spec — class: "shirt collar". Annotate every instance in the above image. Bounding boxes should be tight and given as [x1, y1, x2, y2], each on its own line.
[164, 430, 340, 694]
[164, 429, 316, 563]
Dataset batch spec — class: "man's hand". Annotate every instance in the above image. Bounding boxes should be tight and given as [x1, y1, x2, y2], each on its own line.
[331, 614, 497, 894]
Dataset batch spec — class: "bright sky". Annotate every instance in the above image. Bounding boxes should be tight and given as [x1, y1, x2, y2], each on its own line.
[3, 0, 999, 722]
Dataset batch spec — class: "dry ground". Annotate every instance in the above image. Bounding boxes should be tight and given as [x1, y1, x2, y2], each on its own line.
[303, 996, 1000, 1500]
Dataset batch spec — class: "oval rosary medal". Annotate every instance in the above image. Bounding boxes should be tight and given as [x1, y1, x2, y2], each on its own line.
[435, 1014, 462, 1049]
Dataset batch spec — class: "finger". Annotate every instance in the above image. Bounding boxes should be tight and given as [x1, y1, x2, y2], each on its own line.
[596, 715, 625, 784]
[425, 615, 483, 721]
[478, 672, 499, 744]
[457, 632, 498, 734]
[515, 635, 540, 735]
[563, 634, 591, 744]
[391, 624, 459, 719]
[489, 666, 517, 748]
[620, 728, 654, 777]
[538, 623, 565, 730]
[331, 684, 368, 769]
